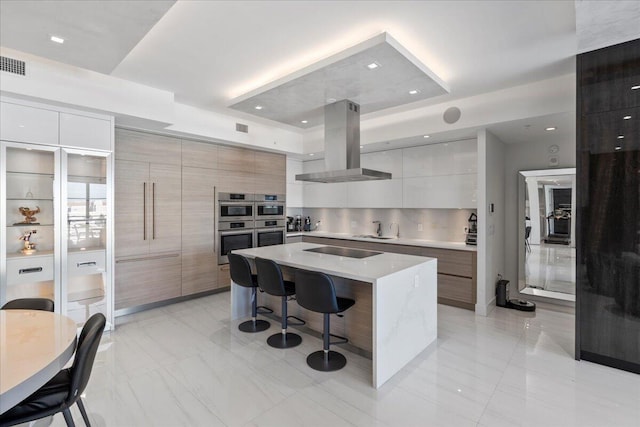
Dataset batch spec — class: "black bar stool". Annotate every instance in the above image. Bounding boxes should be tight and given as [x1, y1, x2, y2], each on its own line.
[295, 269, 355, 371]
[229, 253, 271, 333]
[255, 257, 304, 348]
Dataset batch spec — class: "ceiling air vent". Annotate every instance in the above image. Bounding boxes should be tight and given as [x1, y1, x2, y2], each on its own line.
[235, 123, 249, 133]
[0, 56, 26, 76]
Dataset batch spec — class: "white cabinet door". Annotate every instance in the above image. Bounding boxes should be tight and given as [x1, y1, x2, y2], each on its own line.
[403, 139, 477, 177]
[59, 113, 112, 151]
[286, 157, 303, 183]
[0, 102, 59, 145]
[304, 182, 348, 208]
[287, 182, 304, 207]
[403, 174, 477, 208]
[361, 150, 403, 177]
[347, 179, 403, 208]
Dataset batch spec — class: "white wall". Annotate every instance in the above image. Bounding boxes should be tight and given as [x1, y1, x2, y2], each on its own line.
[476, 129, 506, 316]
[504, 136, 576, 298]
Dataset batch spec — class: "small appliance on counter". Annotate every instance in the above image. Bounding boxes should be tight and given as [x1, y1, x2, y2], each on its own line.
[465, 213, 477, 245]
[286, 216, 295, 232]
[496, 277, 536, 312]
[294, 215, 302, 231]
[303, 216, 312, 231]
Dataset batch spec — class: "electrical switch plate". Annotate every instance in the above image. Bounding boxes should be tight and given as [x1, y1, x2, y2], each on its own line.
[414, 275, 420, 288]
[417, 223, 423, 231]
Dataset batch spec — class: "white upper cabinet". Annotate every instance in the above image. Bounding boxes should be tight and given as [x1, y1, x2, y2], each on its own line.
[361, 150, 403, 177]
[59, 113, 112, 151]
[347, 179, 403, 208]
[286, 157, 304, 207]
[0, 102, 59, 145]
[304, 182, 348, 208]
[403, 175, 477, 208]
[403, 139, 477, 177]
[286, 157, 303, 183]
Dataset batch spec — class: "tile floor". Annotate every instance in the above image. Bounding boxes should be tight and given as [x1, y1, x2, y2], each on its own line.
[41, 292, 639, 427]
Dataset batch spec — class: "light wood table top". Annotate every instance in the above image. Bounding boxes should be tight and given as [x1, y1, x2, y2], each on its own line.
[0, 310, 77, 414]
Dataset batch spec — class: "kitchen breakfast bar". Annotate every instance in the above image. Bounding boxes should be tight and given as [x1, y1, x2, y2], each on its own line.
[231, 242, 438, 388]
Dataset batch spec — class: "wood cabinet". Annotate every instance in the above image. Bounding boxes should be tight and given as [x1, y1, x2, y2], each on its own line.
[114, 253, 182, 310]
[301, 235, 477, 310]
[218, 146, 254, 172]
[181, 167, 218, 295]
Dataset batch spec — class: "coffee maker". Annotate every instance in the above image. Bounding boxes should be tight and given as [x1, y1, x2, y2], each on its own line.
[294, 215, 302, 231]
[465, 213, 477, 245]
[286, 216, 295, 232]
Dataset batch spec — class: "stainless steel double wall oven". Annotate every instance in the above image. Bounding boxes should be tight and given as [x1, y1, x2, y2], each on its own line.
[217, 192, 286, 264]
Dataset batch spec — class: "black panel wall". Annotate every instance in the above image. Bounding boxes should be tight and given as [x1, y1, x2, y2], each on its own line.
[576, 38, 640, 374]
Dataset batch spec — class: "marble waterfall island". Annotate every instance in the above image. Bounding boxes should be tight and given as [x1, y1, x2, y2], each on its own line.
[231, 242, 437, 388]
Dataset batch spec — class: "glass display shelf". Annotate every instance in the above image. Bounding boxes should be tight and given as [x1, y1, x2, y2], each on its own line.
[7, 223, 54, 227]
[6, 250, 55, 258]
[6, 198, 54, 201]
[67, 198, 107, 201]
[6, 171, 55, 177]
[68, 247, 106, 253]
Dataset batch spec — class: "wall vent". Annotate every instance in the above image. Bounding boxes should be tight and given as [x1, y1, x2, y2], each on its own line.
[0, 56, 26, 76]
[236, 123, 249, 133]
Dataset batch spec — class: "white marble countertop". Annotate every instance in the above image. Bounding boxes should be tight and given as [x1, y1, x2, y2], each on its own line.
[232, 242, 436, 283]
[286, 231, 477, 252]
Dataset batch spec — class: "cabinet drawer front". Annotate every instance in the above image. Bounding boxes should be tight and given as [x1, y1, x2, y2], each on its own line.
[217, 264, 231, 288]
[422, 248, 474, 277]
[115, 253, 181, 310]
[438, 274, 474, 303]
[7, 255, 55, 285]
[68, 250, 106, 277]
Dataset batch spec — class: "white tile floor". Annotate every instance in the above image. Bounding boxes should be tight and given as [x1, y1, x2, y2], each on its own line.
[42, 292, 639, 427]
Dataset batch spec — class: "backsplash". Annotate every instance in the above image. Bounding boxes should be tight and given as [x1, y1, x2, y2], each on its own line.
[289, 208, 476, 242]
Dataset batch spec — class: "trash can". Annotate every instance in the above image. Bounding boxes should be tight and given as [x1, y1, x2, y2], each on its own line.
[496, 279, 509, 307]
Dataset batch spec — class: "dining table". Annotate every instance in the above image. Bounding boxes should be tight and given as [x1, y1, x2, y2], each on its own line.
[0, 309, 77, 414]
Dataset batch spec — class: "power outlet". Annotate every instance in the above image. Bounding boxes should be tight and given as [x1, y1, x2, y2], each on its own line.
[417, 223, 423, 231]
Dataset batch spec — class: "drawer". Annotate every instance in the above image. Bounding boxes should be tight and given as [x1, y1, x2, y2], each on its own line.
[422, 247, 474, 277]
[7, 255, 54, 285]
[438, 274, 475, 303]
[68, 250, 106, 277]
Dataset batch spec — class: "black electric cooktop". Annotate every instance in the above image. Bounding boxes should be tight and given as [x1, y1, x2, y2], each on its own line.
[304, 246, 382, 259]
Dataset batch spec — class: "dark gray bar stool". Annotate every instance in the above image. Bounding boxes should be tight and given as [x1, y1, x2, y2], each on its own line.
[295, 269, 355, 371]
[229, 253, 271, 333]
[255, 257, 304, 348]
[1, 298, 54, 312]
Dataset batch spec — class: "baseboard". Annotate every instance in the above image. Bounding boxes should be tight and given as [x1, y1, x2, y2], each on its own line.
[475, 296, 496, 316]
[580, 351, 640, 375]
[114, 287, 230, 318]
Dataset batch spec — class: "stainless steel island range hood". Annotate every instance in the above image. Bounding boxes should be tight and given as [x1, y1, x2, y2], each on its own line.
[295, 100, 392, 183]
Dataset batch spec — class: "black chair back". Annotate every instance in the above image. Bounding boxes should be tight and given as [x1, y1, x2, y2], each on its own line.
[255, 257, 286, 296]
[294, 270, 339, 313]
[67, 313, 106, 405]
[1, 298, 54, 312]
[525, 226, 532, 239]
[229, 253, 256, 288]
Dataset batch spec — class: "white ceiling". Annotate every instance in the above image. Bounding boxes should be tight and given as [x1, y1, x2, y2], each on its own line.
[0, 1, 638, 148]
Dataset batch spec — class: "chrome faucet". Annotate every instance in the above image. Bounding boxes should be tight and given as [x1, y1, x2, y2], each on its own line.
[373, 220, 382, 237]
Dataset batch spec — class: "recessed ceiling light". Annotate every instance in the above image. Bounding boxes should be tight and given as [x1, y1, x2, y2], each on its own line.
[367, 62, 380, 70]
[423, 135, 430, 138]
[615, 146, 622, 150]
[409, 89, 420, 95]
[309, 153, 314, 156]
[617, 135, 624, 139]
[254, 105, 263, 110]
[632, 85, 640, 90]
[50, 35, 65, 44]
[623, 115, 632, 120]
[301, 120, 308, 124]
[545, 127, 557, 131]
[326, 98, 336, 103]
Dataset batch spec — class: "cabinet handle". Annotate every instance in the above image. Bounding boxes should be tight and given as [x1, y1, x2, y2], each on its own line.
[77, 261, 97, 267]
[152, 182, 156, 240]
[19, 267, 43, 274]
[116, 253, 180, 263]
[143, 182, 147, 241]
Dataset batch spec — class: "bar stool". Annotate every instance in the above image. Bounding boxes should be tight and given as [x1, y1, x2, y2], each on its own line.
[294, 269, 355, 372]
[229, 253, 271, 333]
[255, 257, 304, 348]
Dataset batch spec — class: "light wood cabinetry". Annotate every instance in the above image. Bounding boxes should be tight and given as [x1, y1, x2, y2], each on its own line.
[113, 130, 287, 311]
[301, 235, 477, 310]
[181, 167, 218, 295]
[114, 253, 182, 310]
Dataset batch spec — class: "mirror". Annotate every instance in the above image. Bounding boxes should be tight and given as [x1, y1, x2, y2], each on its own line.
[518, 168, 576, 302]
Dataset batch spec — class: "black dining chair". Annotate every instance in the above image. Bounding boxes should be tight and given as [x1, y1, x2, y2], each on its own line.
[229, 253, 272, 332]
[255, 257, 304, 348]
[1, 297, 55, 312]
[0, 313, 106, 427]
[294, 269, 355, 372]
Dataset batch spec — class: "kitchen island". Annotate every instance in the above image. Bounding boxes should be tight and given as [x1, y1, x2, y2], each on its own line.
[231, 242, 437, 388]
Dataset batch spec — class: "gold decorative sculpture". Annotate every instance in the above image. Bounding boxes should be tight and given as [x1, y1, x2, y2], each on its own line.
[19, 230, 37, 255]
[16, 206, 40, 225]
